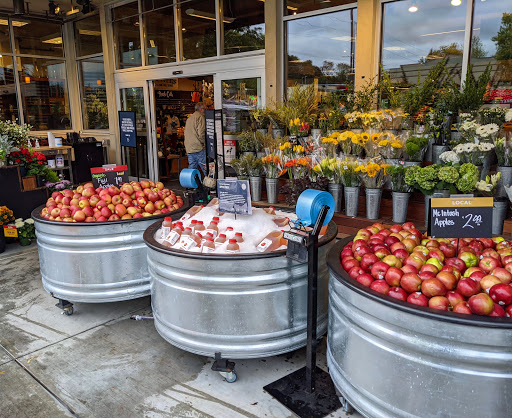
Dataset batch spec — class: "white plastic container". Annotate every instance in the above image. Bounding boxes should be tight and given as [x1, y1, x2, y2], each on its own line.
[47, 158, 56, 168]
[56, 155, 64, 168]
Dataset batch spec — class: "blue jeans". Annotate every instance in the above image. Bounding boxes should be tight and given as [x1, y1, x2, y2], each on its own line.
[187, 150, 207, 175]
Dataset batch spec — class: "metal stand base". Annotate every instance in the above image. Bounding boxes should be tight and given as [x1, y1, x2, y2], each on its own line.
[211, 353, 237, 383]
[55, 299, 74, 316]
[264, 366, 342, 417]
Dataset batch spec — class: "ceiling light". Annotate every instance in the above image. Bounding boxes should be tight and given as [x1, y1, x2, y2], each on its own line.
[0, 19, 29, 26]
[149, 39, 156, 48]
[408, 5, 418, 12]
[66, 7, 80, 15]
[185, 9, 235, 23]
[49, 0, 60, 15]
[42, 36, 63, 44]
[24, 76, 30, 83]
[451, 0, 461, 5]
[78, 29, 101, 36]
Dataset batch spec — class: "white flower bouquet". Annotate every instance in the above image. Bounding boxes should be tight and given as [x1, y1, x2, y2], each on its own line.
[475, 123, 500, 142]
[453, 142, 494, 165]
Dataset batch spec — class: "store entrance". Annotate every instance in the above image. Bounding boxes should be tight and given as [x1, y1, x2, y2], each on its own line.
[151, 76, 214, 182]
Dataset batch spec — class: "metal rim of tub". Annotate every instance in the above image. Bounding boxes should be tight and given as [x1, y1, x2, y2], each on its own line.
[327, 236, 512, 327]
[143, 215, 338, 259]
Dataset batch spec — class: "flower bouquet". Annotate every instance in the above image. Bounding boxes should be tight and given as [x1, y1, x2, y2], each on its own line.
[14, 218, 35, 246]
[355, 158, 389, 189]
[439, 150, 460, 165]
[313, 158, 336, 183]
[0, 206, 15, 252]
[321, 133, 339, 157]
[0, 121, 31, 148]
[289, 118, 302, 136]
[344, 111, 362, 129]
[339, 158, 362, 217]
[386, 164, 412, 193]
[494, 137, 512, 167]
[0, 135, 18, 166]
[452, 142, 494, 166]
[475, 123, 500, 142]
[261, 154, 283, 179]
[337, 131, 353, 155]
[378, 132, 404, 159]
[350, 133, 366, 157]
[475, 173, 501, 197]
[404, 135, 429, 162]
[479, 108, 506, 126]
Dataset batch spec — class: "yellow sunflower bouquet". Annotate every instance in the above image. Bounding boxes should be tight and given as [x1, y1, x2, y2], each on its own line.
[350, 132, 367, 157]
[338, 159, 362, 187]
[378, 132, 404, 159]
[355, 158, 390, 189]
[321, 132, 340, 157]
[337, 131, 355, 155]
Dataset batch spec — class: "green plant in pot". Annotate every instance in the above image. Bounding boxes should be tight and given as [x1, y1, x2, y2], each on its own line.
[405, 135, 429, 162]
[15, 218, 35, 246]
[237, 130, 257, 154]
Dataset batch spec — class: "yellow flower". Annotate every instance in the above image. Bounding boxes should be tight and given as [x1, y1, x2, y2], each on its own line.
[371, 133, 381, 142]
[293, 144, 305, 154]
[313, 165, 321, 173]
[378, 140, 390, 147]
[391, 140, 403, 148]
[279, 142, 292, 151]
[361, 133, 370, 142]
[294, 118, 301, 126]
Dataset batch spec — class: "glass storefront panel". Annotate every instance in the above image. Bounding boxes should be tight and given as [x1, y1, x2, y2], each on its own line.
[0, 17, 11, 53]
[223, 0, 264, 55]
[75, 14, 103, 57]
[471, 1, 512, 105]
[113, 2, 142, 69]
[0, 56, 18, 122]
[180, 0, 217, 60]
[285, 0, 356, 16]
[143, 6, 176, 65]
[80, 58, 108, 130]
[18, 57, 70, 130]
[120, 87, 149, 178]
[12, 19, 64, 57]
[381, 0, 467, 86]
[287, 8, 356, 100]
[222, 77, 261, 134]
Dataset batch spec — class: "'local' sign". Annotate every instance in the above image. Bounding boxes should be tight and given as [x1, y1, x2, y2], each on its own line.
[91, 165, 129, 189]
[429, 197, 493, 238]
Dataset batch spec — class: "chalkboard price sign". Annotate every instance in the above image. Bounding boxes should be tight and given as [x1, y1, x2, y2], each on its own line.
[91, 165, 129, 189]
[118, 111, 137, 148]
[429, 197, 493, 238]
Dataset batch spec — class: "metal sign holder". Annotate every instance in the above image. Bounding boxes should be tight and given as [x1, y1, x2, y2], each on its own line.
[263, 205, 341, 417]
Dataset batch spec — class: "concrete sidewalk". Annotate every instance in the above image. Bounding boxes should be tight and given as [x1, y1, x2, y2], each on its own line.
[0, 244, 358, 417]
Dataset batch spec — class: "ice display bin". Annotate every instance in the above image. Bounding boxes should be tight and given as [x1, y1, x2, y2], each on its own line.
[143, 220, 338, 359]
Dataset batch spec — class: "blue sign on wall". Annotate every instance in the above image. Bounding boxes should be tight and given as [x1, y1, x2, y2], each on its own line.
[118, 111, 137, 148]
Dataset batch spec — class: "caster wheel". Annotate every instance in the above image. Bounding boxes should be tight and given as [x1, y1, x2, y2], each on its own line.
[224, 372, 237, 383]
[63, 307, 74, 316]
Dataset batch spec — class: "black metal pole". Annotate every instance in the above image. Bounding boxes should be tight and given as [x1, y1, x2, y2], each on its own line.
[305, 205, 328, 394]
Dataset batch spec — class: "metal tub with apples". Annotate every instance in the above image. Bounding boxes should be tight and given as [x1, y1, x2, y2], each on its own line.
[143, 220, 337, 360]
[32, 199, 189, 304]
[326, 236, 512, 418]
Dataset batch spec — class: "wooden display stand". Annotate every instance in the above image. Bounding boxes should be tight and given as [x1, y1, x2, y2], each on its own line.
[0, 166, 48, 219]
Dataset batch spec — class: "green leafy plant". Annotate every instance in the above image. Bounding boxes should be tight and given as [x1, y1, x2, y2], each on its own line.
[239, 153, 263, 177]
[386, 165, 412, 192]
[237, 131, 258, 152]
[0, 121, 31, 148]
[15, 218, 35, 245]
[378, 66, 403, 109]
[405, 135, 429, 161]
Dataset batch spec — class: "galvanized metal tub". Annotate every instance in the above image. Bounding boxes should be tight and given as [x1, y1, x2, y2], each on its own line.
[143, 221, 338, 359]
[32, 201, 189, 303]
[326, 237, 512, 418]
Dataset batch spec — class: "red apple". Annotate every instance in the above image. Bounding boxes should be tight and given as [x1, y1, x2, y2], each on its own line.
[407, 292, 428, 307]
[439, 243, 456, 258]
[489, 283, 512, 305]
[371, 261, 390, 280]
[421, 278, 447, 298]
[469, 270, 486, 282]
[401, 264, 418, 275]
[419, 271, 437, 281]
[155, 200, 166, 210]
[112, 195, 122, 205]
[456, 277, 481, 298]
[427, 249, 445, 263]
[489, 303, 506, 317]
[453, 302, 472, 314]
[133, 213, 143, 219]
[390, 224, 402, 233]
[482, 248, 500, 260]
[370, 280, 390, 295]
[374, 247, 391, 259]
[479, 256, 500, 273]
[144, 202, 156, 214]
[405, 255, 424, 271]
[468, 293, 494, 315]
[446, 291, 466, 308]
[388, 287, 408, 301]
[385, 267, 403, 287]
[385, 236, 400, 247]
[342, 257, 360, 272]
[429, 296, 449, 310]
[382, 255, 402, 268]
[390, 242, 407, 253]
[420, 263, 439, 275]
[491, 267, 512, 284]
[115, 204, 127, 217]
[100, 207, 112, 218]
[108, 214, 121, 221]
[425, 258, 443, 272]
[73, 210, 86, 222]
[392, 248, 409, 263]
[445, 257, 466, 273]
[401, 273, 422, 293]
[480, 275, 502, 292]
[361, 253, 379, 272]
[356, 273, 374, 287]
[436, 271, 457, 291]
[402, 238, 417, 253]
[348, 266, 365, 280]
[82, 206, 94, 218]
[441, 265, 461, 280]
[108, 186, 120, 196]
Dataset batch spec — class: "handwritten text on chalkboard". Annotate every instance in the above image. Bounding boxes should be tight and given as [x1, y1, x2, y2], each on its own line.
[91, 165, 129, 189]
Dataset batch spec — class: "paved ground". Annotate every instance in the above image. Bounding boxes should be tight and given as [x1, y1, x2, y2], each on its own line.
[0, 242, 359, 418]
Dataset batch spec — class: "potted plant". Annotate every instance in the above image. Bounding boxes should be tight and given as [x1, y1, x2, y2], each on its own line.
[0, 120, 31, 148]
[0, 206, 15, 253]
[494, 136, 512, 198]
[475, 173, 505, 235]
[261, 153, 283, 204]
[313, 157, 342, 212]
[239, 153, 263, 202]
[237, 131, 257, 156]
[355, 158, 389, 220]
[386, 165, 413, 223]
[7, 147, 47, 189]
[0, 134, 18, 167]
[14, 217, 35, 246]
[339, 159, 361, 217]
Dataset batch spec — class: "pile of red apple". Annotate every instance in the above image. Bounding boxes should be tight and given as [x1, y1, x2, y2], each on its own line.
[40, 180, 184, 222]
[341, 222, 512, 318]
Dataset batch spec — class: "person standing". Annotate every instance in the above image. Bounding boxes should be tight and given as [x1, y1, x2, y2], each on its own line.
[184, 102, 206, 175]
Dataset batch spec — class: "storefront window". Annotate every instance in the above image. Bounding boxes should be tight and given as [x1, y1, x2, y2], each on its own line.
[381, 0, 467, 86]
[470, 1, 512, 104]
[12, 19, 64, 57]
[18, 57, 70, 130]
[285, 0, 356, 16]
[222, 77, 261, 134]
[223, 0, 264, 55]
[287, 8, 356, 100]
[0, 56, 18, 122]
[180, 0, 217, 60]
[143, 6, 176, 65]
[75, 15, 103, 57]
[113, 2, 142, 69]
[79, 58, 108, 130]
[0, 17, 11, 53]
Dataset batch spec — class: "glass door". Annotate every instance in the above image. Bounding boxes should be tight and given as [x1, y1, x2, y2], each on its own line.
[118, 85, 154, 180]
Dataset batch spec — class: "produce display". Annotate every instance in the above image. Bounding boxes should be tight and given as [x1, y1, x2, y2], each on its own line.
[155, 200, 295, 254]
[39, 181, 184, 222]
[340, 222, 512, 318]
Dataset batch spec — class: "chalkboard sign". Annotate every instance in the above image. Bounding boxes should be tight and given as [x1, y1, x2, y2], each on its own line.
[205, 109, 216, 159]
[118, 111, 137, 148]
[91, 165, 129, 189]
[218, 179, 252, 215]
[429, 197, 493, 238]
